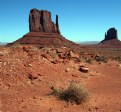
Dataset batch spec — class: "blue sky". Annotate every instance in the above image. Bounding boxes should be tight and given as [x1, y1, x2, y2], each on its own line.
[0, 0, 121, 42]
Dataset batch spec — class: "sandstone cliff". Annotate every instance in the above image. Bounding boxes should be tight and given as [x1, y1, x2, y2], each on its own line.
[9, 8, 80, 49]
[100, 27, 121, 47]
[29, 9, 60, 33]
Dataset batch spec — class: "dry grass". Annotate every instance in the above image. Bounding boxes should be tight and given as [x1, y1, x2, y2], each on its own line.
[85, 59, 93, 64]
[95, 56, 108, 63]
[51, 81, 89, 104]
[113, 56, 121, 63]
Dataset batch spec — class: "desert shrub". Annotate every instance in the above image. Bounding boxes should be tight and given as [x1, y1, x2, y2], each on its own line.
[80, 51, 84, 55]
[50, 86, 61, 96]
[113, 56, 121, 63]
[95, 56, 108, 63]
[85, 59, 92, 64]
[51, 81, 89, 104]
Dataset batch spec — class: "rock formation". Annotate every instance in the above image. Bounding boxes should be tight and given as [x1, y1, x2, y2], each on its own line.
[104, 28, 118, 41]
[100, 27, 121, 47]
[9, 8, 80, 49]
[29, 9, 60, 33]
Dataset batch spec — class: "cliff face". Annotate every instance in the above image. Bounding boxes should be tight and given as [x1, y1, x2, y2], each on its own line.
[104, 28, 118, 41]
[29, 9, 60, 33]
[101, 27, 119, 43]
[100, 28, 121, 47]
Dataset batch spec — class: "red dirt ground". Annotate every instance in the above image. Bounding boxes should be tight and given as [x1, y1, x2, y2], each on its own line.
[1, 45, 121, 112]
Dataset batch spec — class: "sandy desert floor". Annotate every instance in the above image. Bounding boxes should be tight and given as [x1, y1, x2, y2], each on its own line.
[1, 45, 121, 112]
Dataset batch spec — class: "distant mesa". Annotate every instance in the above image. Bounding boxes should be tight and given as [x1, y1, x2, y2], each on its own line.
[104, 28, 118, 41]
[100, 27, 121, 46]
[9, 8, 80, 49]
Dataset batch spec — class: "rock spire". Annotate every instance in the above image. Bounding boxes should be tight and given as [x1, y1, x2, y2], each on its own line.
[29, 8, 60, 33]
[104, 28, 118, 40]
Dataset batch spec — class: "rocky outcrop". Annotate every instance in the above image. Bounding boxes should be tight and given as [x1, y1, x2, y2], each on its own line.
[29, 9, 60, 33]
[100, 27, 121, 47]
[8, 8, 81, 49]
[79, 65, 89, 73]
[101, 28, 118, 43]
[104, 28, 118, 41]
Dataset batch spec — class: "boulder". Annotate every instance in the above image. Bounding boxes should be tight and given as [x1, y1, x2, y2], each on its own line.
[28, 72, 39, 80]
[79, 66, 89, 73]
[69, 51, 79, 58]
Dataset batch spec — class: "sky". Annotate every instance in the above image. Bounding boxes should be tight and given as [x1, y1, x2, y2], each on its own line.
[0, 0, 121, 43]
